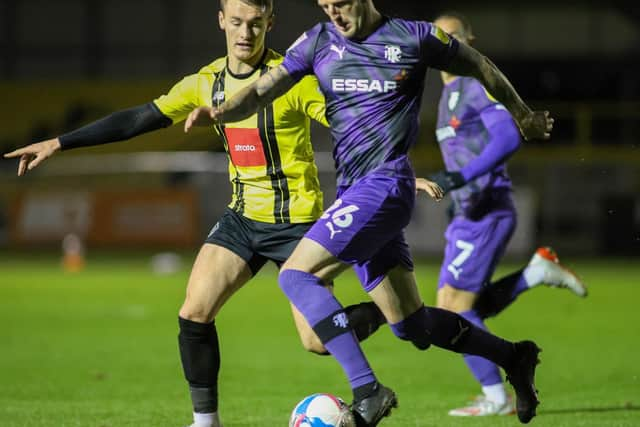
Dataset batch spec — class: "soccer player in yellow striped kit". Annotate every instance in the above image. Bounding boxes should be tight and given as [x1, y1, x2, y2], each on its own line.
[4, 1, 399, 425]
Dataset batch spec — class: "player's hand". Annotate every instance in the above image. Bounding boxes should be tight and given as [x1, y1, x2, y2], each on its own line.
[517, 110, 554, 141]
[3, 138, 61, 176]
[416, 177, 444, 201]
[184, 106, 221, 133]
[428, 170, 466, 195]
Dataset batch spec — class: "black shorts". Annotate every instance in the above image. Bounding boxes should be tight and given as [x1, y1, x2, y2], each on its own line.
[204, 208, 314, 275]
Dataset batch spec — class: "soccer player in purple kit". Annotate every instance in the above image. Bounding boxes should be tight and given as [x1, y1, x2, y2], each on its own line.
[5, 2, 393, 426]
[415, 11, 587, 417]
[184, 0, 555, 425]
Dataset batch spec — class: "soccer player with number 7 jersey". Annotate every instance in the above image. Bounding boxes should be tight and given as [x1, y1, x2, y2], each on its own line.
[184, 0, 556, 425]
[416, 11, 587, 418]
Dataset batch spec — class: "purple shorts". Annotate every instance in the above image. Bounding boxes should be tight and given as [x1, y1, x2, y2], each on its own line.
[306, 157, 415, 292]
[438, 211, 516, 293]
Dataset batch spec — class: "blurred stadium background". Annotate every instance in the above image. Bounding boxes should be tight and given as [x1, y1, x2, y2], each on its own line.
[0, 0, 638, 255]
[1, 1, 639, 426]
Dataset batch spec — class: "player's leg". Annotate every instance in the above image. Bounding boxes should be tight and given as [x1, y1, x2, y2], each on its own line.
[437, 285, 514, 416]
[280, 238, 374, 389]
[435, 214, 516, 416]
[280, 237, 399, 427]
[475, 246, 587, 319]
[279, 164, 419, 426]
[257, 221, 385, 355]
[365, 240, 540, 423]
[290, 300, 385, 355]
[179, 243, 254, 427]
[178, 210, 267, 427]
[367, 263, 516, 366]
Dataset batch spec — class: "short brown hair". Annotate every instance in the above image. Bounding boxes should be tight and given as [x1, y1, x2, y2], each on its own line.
[220, 0, 274, 16]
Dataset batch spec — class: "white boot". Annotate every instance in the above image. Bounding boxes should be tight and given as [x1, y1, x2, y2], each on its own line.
[526, 247, 587, 297]
[448, 395, 515, 416]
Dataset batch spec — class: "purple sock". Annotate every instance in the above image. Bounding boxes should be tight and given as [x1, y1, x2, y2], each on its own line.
[460, 310, 503, 386]
[279, 269, 376, 390]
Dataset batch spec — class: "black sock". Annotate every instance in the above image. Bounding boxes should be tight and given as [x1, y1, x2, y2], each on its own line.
[178, 317, 220, 413]
[423, 306, 516, 369]
[474, 269, 525, 319]
[345, 302, 386, 342]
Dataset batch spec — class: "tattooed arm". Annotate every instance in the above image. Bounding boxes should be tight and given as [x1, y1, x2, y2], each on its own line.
[444, 43, 553, 141]
[184, 65, 296, 131]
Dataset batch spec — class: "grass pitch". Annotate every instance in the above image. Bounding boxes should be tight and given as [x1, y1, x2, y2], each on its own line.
[1, 251, 639, 426]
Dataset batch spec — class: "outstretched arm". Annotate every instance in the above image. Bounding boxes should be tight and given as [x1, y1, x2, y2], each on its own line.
[444, 43, 553, 141]
[184, 65, 297, 131]
[3, 138, 61, 176]
[426, 119, 521, 196]
[3, 103, 170, 176]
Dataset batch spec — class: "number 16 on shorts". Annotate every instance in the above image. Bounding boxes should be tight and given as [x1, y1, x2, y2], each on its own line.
[322, 199, 360, 240]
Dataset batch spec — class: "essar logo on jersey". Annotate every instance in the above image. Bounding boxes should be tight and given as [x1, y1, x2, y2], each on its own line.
[384, 45, 402, 63]
[332, 78, 397, 93]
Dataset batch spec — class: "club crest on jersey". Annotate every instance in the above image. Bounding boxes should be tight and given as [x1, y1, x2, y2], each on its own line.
[384, 45, 403, 63]
[330, 44, 346, 60]
[448, 91, 460, 110]
[212, 91, 225, 103]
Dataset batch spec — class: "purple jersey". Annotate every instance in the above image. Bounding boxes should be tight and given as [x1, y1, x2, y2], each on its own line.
[283, 18, 459, 186]
[436, 76, 519, 218]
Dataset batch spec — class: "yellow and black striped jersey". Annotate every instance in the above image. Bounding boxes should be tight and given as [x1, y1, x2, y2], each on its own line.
[154, 49, 327, 224]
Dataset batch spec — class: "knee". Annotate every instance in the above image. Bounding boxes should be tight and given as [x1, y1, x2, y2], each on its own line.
[179, 300, 214, 324]
[278, 268, 300, 295]
[437, 284, 476, 313]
